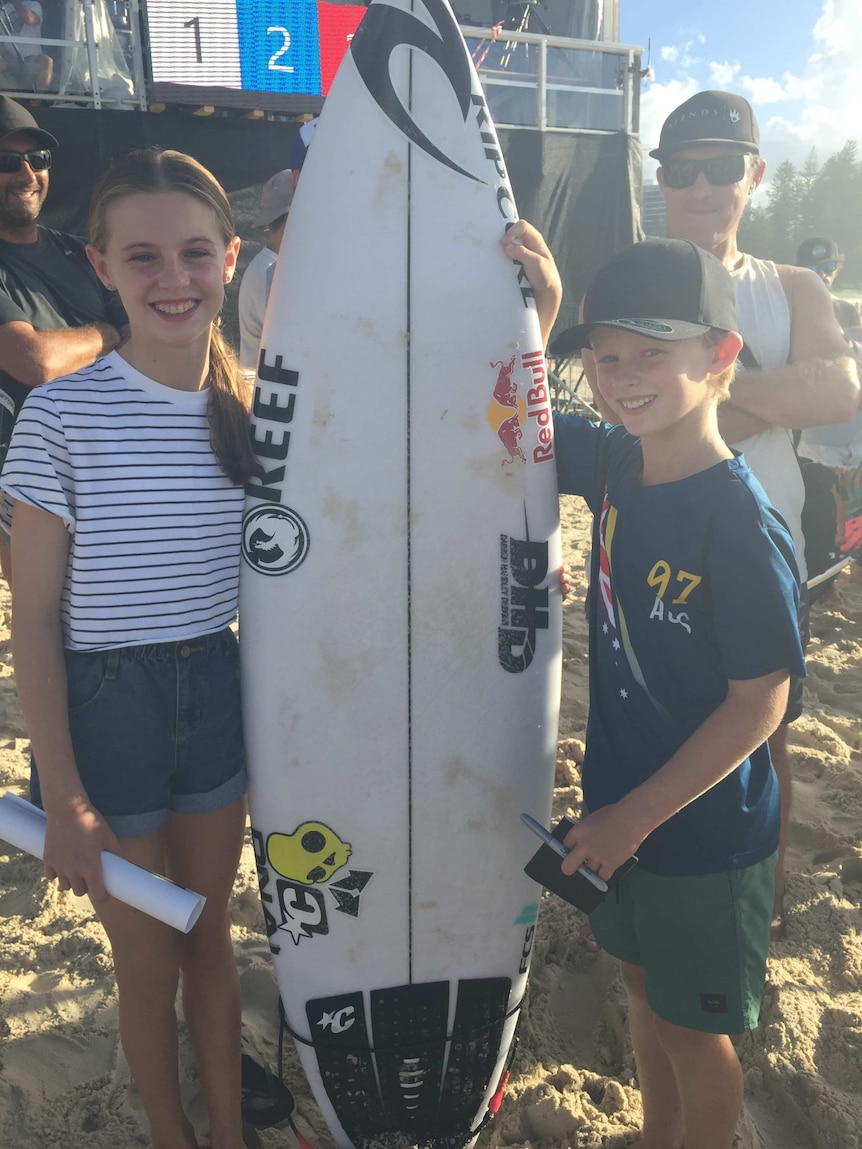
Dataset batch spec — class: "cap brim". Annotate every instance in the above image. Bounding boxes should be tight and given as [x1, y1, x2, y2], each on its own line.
[650, 139, 758, 162]
[549, 324, 592, 356]
[253, 208, 290, 228]
[0, 126, 58, 150]
[551, 318, 713, 354]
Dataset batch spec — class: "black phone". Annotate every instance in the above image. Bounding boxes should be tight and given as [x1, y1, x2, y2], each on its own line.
[523, 814, 638, 913]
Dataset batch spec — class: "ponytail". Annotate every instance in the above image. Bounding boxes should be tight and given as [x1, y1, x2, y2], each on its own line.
[207, 322, 256, 485]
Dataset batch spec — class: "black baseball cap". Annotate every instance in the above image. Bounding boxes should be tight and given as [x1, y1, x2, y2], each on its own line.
[550, 238, 738, 355]
[650, 91, 759, 162]
[0, 95, 58, 150]
[796, 237, 840, 265]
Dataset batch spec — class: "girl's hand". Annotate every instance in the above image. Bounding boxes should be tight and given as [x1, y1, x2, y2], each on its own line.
[43, 798, 121, 903]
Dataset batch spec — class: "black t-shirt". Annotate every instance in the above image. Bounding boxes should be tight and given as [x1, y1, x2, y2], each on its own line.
[0, 228, 127, 441]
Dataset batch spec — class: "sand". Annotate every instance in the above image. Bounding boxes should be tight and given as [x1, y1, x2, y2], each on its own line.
[1, 495, 861, 1149]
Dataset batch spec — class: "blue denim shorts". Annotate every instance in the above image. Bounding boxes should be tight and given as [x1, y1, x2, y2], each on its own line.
[31, 627, 248, 838]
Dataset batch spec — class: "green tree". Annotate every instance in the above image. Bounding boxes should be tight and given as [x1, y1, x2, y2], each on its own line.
[736, 141, 862, 285]
[796, 150, 819, 238]
[739, 159, 803, 261]
[806, 142, 862, 283]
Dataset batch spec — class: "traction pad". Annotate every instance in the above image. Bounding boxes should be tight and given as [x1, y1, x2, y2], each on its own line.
[305, 976, 513, 1146]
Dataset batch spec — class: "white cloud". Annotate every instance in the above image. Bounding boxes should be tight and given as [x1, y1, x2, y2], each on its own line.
[751, 0, 862, 174]
[656, 32, 705, 72]
[740, 73, 804, 104]
[709, 61, 741, 88]
[794, 0, 862, 141]
[637, 0, 862, 180]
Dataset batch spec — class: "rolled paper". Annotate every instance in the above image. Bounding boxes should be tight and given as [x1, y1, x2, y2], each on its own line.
[0, 792, 206, 933]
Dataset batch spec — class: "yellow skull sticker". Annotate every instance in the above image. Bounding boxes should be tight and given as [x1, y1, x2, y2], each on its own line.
[267, 822, 352, 886]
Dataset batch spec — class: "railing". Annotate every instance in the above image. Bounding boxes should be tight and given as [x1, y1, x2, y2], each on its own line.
[0, 3, 641, 132]
[460, 24, 642, 134]
[0, 0, 146, 111]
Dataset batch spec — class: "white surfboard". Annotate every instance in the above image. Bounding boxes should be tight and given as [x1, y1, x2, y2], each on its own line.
[239, 1, 561, 1144]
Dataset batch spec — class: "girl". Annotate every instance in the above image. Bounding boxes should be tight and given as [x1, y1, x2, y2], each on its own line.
[1, 149, 255, 1149]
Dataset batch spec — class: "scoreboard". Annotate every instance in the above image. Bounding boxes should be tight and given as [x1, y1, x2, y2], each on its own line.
[144, 0, 367, 107]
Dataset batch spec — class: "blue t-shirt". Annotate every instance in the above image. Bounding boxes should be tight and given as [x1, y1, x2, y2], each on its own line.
[555, 414, 807, 876]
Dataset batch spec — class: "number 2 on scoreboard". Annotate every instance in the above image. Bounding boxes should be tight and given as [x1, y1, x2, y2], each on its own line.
[267, 26, 294, 73]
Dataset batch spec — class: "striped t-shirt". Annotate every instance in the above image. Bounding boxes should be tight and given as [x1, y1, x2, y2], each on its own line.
[0, 352, 245, 651]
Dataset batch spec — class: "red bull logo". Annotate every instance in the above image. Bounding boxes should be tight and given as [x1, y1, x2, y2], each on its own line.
[487, 355, 527, 465]
[487, 350, 555, 465]
[491, 354, 518, 406]
[523, 349, 554, 464]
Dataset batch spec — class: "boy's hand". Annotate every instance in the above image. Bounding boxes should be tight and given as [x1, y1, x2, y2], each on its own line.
[501, 220, 560, 295]
[560, 804, 643, 882]
[501, 220, 562, 344]
[559, 562, 573, 600]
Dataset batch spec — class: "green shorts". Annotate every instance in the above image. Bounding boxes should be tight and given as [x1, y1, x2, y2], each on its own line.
[589, 852, 776, 1034]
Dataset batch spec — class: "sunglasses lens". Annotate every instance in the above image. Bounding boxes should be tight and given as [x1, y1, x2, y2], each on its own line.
[821, 260, 838, 274]
[706, 155, 747, 185]
[663, 160, 697, 189]
[28, 150, 51, 172]
[664, 155, 747, 188]
[0, 150, 51, 173]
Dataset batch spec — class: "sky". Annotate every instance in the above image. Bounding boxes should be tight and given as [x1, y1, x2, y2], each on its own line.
[619, 0, 862, 186]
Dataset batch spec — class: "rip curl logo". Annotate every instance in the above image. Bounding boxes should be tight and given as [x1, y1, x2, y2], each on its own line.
[242, 505, 310, 576]
[614, 319, 675, 334]
[351, 0, 478, 181]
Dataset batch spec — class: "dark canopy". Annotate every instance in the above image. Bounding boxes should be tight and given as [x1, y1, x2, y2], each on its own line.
[36, 107, 640, 346]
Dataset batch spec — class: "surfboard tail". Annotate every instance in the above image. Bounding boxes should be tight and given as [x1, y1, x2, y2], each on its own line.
[304, 977, 516, 1145]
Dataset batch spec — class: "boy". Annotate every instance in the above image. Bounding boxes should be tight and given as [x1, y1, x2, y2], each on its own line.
[504, 230, 805, 1149]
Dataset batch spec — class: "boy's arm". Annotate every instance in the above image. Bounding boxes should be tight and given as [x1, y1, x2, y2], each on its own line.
[560, 669, 790, 879]
[501, 220, 562, 346]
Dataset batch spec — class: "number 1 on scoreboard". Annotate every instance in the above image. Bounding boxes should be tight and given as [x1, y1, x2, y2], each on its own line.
[183, 16, 203, 64]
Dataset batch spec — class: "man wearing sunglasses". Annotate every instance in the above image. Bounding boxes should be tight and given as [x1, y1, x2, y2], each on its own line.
[0, 95, 127, 579]
[652, 90, 859, 943]
[796, 237, 861, 347]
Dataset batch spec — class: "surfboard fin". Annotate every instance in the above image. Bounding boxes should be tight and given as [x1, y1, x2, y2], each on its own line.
[240, 1051, 315, 1148]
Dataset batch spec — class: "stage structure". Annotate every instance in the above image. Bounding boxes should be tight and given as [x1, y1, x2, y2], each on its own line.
[2, 1, 634, 129]
[8, 0, 642, 344]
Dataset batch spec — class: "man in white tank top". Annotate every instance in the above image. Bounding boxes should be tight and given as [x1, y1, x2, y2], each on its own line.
[652, 91, 860, 942]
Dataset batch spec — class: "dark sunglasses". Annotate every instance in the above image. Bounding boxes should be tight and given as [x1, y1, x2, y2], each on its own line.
[807, 260, 839, 275]
[0, 149, 52, 174]
[662, 153, 747, 189]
